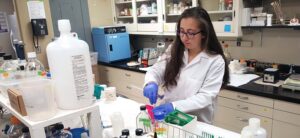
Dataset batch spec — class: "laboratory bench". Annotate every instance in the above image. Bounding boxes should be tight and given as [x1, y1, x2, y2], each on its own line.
[98, 61, 300, 104]
[98, 60, 300, 138]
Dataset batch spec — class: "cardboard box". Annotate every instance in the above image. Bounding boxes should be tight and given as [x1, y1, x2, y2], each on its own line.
[92, 65, 100, 84]
[7, 89, 27, 116]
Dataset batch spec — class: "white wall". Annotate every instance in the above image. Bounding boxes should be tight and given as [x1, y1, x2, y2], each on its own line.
[227, 29, 300, 65]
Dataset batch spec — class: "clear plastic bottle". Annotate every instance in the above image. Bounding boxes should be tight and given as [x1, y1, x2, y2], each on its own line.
[151, 1, 157, 14]
[7, 116, 23, 138]
[19, 127, 30, 138]
[1, 55, 20, 80]
[46, 19, 94, 109]
[0, 52, 5, 67]
[219, 0, 225, 11]
[136, 105, 152, 133]
[25, 52, 45, 78]
[153, 111, 167, 138]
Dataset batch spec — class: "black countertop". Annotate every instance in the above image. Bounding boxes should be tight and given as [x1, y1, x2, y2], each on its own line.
[98, 61, 300, 104]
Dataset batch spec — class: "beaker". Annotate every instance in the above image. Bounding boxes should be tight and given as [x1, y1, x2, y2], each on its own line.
[19, 78, 56, 121]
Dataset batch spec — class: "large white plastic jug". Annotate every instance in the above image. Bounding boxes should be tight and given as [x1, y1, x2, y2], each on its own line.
[46, 19, 94, 109]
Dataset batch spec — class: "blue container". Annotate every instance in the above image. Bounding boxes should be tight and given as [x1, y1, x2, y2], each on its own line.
[70, 128, 89, 138]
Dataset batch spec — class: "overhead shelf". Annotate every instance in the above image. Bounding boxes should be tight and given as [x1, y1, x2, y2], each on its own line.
[207, 10, 233, 14]
[137, 14, 158, 18]
[117, 16, 133, 18]
[115, 1, 132, 4]
[136, 0, 150, 2]
[167, 13, 181, 16]
[241, 25, 300, 30]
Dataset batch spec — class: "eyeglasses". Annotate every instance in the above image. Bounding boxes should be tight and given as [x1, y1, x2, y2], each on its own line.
[177, 30, 202, 39]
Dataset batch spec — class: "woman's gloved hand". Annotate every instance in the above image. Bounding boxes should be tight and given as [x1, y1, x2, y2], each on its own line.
[153, 103, 174, 116]
[143, 82, 158, 104]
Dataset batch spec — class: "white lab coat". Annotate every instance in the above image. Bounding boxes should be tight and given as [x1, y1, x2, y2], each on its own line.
[145, 46, 225, 124]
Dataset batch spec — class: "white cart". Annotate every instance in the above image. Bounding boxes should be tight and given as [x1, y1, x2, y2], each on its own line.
[0, 94, 102, 138]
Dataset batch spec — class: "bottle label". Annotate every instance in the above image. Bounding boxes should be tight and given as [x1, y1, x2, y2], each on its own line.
[71, 55, 89, 99]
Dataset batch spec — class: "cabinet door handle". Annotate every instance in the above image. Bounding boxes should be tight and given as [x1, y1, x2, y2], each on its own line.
[125, 73, 131, 77]
[237, 105, 249, 110]
[104, 69, 109, 72]
[126, 86, 132, 90]
[109, 44, 113, 51]
[237, 95, 249, 100]
[236, 117, 248, 123]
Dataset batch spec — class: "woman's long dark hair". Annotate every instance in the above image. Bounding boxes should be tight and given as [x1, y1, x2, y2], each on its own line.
[163, 7, 229, 89]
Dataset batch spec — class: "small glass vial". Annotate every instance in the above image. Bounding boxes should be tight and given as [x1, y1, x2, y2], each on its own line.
[153, 111, 167, 138]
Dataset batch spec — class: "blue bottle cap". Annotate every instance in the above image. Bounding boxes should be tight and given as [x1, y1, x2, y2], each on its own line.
[46, 72, 51, 78]
[154, 110, 165, 120]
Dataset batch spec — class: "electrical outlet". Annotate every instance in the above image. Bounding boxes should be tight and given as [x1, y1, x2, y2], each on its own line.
[219, 40, 252, 47]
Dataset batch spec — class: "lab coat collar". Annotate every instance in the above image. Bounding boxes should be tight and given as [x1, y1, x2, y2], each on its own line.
[183, 48, 210, 69]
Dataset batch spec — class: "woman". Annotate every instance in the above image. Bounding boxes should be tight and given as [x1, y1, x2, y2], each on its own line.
[143, 7, 229, 124]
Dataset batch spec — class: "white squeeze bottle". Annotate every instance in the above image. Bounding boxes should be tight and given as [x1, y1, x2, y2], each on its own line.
[241, 118, 267, 138]
[46, 19, 94, 109]
[249, 118, 267, 138]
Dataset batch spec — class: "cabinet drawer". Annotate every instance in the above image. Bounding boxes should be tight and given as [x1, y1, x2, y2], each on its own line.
[99, 66, 122, 83]
[272, 120, 300, 138]
[274, 100, 300, 115]
[121, 70, 145, 87]
[217, 97, 273, 118]
[219, 90, 274, 108]
[213, 121, 241, 134]
[214, 105, 272, 138]
[273, 109, 300, 126]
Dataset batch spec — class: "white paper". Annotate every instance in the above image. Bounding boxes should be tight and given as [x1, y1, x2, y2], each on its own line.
[254, 78, 284, 87]
[0, 12, 9, 33]
[228, 74, 260, 87]
[27, 1, 46, 19]
[139, 67, 150, 72]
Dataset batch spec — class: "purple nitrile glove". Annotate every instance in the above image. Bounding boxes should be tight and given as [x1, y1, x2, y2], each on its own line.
[153, 103, 174, 116]
[143, 82, 158, 104]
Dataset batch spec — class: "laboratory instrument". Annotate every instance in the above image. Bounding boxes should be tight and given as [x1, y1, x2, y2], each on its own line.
[92, 26, 131, 63]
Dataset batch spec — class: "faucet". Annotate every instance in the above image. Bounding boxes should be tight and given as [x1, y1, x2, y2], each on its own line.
[289, 64, 295, 74]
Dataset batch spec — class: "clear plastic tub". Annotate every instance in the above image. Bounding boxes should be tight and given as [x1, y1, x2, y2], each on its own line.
[0, 79, 22, 98]
[19, 78, 56, 121]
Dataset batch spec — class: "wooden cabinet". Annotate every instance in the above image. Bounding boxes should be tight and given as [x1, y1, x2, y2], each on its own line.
[112, 0, 137, 32]
[272, 120, 300, 138]
[200, 0, 243, 37]
[214, 89, 273, 138]
[111, 0, 243, 37]
[272, 100, 300, 138]
[214, 105, 273, 137]
[99, 65, 148, 104]
[215, 90, 300, 138]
